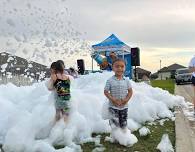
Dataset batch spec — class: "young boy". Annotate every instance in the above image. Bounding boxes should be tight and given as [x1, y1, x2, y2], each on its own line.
[104, 58, 133, 132]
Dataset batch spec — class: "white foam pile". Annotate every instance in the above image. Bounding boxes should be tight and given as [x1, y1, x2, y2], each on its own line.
[157, 134, 174, 152]
[0, 72, 187, 151]
[182, 102, 195, 121]
[139, 127, 151, 136]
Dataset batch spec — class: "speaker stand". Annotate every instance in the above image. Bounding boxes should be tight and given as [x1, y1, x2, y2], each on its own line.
[134, 66, 137, 82]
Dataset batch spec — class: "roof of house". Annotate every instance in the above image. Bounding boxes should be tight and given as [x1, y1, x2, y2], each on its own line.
[158, 63, 186, 73]
[134, 67, 151, 74]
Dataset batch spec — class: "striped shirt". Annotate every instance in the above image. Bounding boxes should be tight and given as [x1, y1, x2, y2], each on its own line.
[104, 75, 132, 109]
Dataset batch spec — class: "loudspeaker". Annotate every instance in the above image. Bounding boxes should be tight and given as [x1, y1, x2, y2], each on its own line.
[131, 47, 140, 66]
[77, 59, 85, 75]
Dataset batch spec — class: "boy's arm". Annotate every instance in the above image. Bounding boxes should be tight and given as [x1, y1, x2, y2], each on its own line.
[121, 88, 133, 105]
[104, 90, 119, 106]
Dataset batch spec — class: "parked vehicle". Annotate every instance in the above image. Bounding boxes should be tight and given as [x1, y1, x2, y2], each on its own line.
[175, 68, 192, 85]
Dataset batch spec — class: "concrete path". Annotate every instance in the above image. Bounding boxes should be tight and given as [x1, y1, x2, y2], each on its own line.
[175, 84, 195, 152]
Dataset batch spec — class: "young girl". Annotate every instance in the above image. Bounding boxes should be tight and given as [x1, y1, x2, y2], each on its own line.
[47, 61, 72, 122]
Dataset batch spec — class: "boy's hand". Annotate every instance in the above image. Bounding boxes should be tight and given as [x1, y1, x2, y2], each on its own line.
[121, 99, 128, 106]
[112, 99, 123, 107]
[120, 88, 133, 106]
[104, 90, 126, 107]
[117, 99, 128, 107]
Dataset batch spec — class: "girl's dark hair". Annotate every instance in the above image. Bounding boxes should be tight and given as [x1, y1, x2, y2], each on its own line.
[55, 61, 64, 73]
[112, 58, 126, 66]
[50, 61, 64, 73]
[50, 62, 56, 70]
[56, 60, 65, 69]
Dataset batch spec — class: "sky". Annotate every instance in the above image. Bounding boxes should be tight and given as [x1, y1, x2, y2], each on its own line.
[0, 0, 195, 73]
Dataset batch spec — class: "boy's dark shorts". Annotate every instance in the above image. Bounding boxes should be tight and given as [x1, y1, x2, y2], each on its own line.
[192, 76, 195, 86]
[109, 107, 128, 129]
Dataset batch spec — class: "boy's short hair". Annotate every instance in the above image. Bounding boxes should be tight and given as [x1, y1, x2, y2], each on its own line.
[110, 52, 116, 55]
[112, 58, 126, 66]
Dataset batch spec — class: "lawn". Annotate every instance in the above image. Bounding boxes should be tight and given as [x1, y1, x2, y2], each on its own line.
[150, 79, 175, 94]
[80, 79, 176, 152]
[81, 120, 175, 152]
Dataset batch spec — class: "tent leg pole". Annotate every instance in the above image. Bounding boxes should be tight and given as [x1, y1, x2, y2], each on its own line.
[92, 58, 94, 72]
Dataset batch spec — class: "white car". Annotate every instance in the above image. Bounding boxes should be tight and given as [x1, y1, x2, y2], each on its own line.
[175, 68, 192, 85]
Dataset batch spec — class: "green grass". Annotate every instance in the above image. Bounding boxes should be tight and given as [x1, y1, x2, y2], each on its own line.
[81, 120, 175, 152]
[150, 79, 175, 94]
[52, 120, 175, 152]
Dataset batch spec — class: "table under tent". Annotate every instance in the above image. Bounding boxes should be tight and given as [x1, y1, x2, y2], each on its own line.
[91, 34, 132, 79]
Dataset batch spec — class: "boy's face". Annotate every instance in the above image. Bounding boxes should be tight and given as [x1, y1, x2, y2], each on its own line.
[112, 61, 125, 76]
[110, 52, 116, 59]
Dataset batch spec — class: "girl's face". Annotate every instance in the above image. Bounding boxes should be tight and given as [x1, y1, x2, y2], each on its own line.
[112, 61, 125, 76]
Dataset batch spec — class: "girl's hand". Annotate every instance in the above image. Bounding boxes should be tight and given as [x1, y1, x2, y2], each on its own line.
[51, 73, 57, 81]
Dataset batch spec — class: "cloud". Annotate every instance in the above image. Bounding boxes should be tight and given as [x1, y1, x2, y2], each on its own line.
[66, 0, 195, 47]
[0, 0, 195, 72]
[1, 0, 195, 48]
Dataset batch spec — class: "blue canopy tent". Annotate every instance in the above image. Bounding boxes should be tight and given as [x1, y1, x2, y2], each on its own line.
[91, 34, 132, 78]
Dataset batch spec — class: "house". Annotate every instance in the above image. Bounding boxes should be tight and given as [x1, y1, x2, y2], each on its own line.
[157, 63, 186, 80]
[150, 72, 158, 80]
[133, 67, 151, 80]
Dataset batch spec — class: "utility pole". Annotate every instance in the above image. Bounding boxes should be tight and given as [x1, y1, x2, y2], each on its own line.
[160, 60, 162, 80]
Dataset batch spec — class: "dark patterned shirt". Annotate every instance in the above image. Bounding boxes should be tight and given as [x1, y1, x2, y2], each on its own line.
[54, 79, 71, 101]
